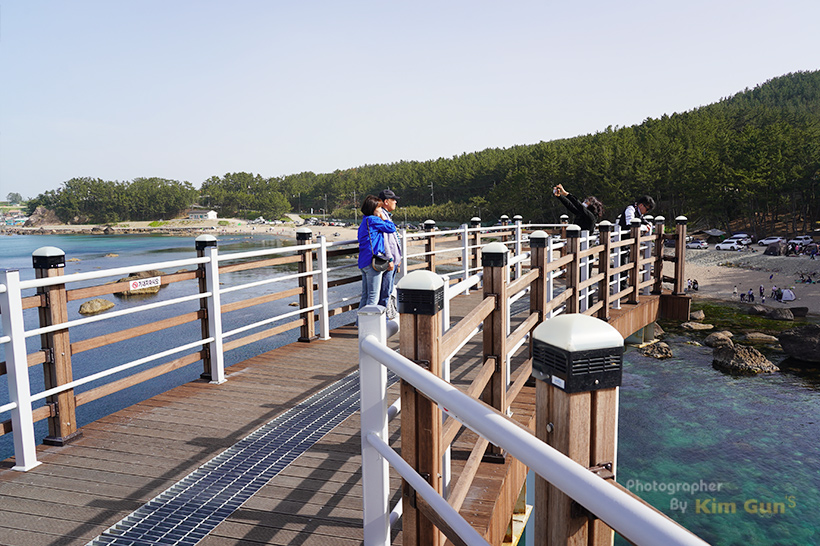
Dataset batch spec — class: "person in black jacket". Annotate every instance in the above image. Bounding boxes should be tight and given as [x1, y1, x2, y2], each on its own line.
[553, 184, 604, 232]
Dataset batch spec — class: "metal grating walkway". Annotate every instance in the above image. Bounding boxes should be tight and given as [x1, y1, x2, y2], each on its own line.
[87, 370, 395, 546]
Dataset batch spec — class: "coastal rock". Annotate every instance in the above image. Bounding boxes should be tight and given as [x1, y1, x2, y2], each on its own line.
[653, 323, 665, 338]
[747, 305, 768, 316]
[104, 226, 115, 235]
[114, 270, 166, 297]
[713, 345, 779, 374]
[23, 206, 60, 227]
[689, 310, 705, 321]
[744, 332, 779, 344]
[767, 308, 794, 321]
[79, 298, 115, 315]
[788, 306, 808, 318]
[640, 342, 673, 359]
[681, 322, 714, 331]
[704, 332, 734, 349]
[778, 325, 820, 363]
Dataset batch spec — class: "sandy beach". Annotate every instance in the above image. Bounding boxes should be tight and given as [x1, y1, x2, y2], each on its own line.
[679, 247, 820, 317]
[7, 219, 820, 317]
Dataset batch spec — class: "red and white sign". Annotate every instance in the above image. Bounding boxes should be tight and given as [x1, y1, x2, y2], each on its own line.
[129, 276, 161, 290]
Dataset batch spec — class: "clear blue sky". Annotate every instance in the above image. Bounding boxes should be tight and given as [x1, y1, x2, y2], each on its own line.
[2, 0, 818, 199]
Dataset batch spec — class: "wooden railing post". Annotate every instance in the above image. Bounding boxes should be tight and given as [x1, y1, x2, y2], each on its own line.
[423, 220, 437, 273]
[32, 246, 80, 446]
[566, 225, 581, 314]
[532, 314, 623, 546]
[597, 221, 613, 321]
[627, 219, 642, 305]
[195, 235, 225, 384]
[397, 271, 445, 546]
[674, 216, 688, 295]
[652, 216, 666, 294]
[296, 227, 317, 342]
[529, 231, 550, 321]
[481, 242, 508, 458]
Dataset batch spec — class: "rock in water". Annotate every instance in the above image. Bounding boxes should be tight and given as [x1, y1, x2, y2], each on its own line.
[704, 332, 734, 349]
[640, 342, 673, 359]
[744, 332, 779, 344]
[681, 322, 714, 331]
[778, 324, 820, 363]
[79, 298, 115, 315]
[713, 345, 779, 374]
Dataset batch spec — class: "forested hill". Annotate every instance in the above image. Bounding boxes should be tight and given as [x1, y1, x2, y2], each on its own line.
[28, 70, 820, 235]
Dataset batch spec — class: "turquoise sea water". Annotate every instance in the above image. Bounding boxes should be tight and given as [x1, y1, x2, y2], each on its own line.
[2, 234, 819, 545]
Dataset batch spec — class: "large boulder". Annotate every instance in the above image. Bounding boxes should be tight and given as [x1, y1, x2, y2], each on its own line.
[79, 298, 115, 315]
[788, 307, 808, 318]
[689, 310, 705, 321]
[640, 342, 673, 359]
[778, 325, 820, 363]
[747, 305, 768, 316]
[704, 332, 734, 349]
[713, 345, 779, 374]
[767, 308, 794, 321]
[23, 206, 61, 227]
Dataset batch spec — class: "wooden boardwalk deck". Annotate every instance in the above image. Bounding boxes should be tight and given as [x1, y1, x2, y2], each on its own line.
[0, 292, 536, 546]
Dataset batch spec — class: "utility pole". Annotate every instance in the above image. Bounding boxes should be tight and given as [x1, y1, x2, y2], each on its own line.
[353, 190, 357, 224]
[429, 181, 434, 206]
[324, 194, 328, 220]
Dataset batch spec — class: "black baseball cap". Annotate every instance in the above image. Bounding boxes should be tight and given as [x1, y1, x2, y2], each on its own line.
[379, 189, 399, 201]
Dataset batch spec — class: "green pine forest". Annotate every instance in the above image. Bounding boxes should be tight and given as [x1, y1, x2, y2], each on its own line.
[26, 70, 820, 236]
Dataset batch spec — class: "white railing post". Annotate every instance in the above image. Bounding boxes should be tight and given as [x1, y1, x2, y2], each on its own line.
[461, 223, 470, 294]
[513, 217, 523, 280]
[358, 304, 391, 546]
[203, 245, 226, 384]
[400, 228, 408, 282]
[547, 234, 556, 318]
[0, 269, 41, 471]
[613, 227, 622, 310]
[317, 235, 331, 340]
[440, 275, 452, 498]
[579, 230, 590, 312]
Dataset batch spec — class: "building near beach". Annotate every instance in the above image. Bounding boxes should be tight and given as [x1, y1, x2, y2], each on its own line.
[188, 209, 218, 220]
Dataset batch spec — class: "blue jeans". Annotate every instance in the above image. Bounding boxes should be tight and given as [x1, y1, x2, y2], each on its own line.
[360, 266, 384, 309]
[379, 268, 396, 307]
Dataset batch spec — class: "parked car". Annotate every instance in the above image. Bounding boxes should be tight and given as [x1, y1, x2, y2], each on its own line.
[757, 236, 785, 246]
[715, 241, 745, 251]
[724, 233, 752, 245]
[787, 235, 814, 245]
[686, 240, 708, 249]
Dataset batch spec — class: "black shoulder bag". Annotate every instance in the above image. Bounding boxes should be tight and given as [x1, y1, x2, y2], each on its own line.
[368, 217, 393, 272]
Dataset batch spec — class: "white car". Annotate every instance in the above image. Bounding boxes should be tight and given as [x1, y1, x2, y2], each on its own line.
[715, 241, 744, 251]
[757, 236, 785, 246]
[724, 233, 752, 245]
[686, 240, 708, 249]
[788, 235, 814, 245]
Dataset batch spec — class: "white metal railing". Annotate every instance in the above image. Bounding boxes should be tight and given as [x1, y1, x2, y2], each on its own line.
[358, 306, 707, 546]
[1, 219, 669, 474]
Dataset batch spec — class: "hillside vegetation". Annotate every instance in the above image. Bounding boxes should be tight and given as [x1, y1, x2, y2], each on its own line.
[27, 70, 820, 234]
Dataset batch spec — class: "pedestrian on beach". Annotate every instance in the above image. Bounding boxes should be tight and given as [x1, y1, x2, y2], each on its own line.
[733, 285, 738, 298]
[747, 289, 754, 302]
[357, 195, 397, 311]
[552, 184, 605, 233]
[759, 285, 764, 298]
[771, 285, 778, 299]
[740, 292, 746, 302]
[377, 189, 402, 315]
